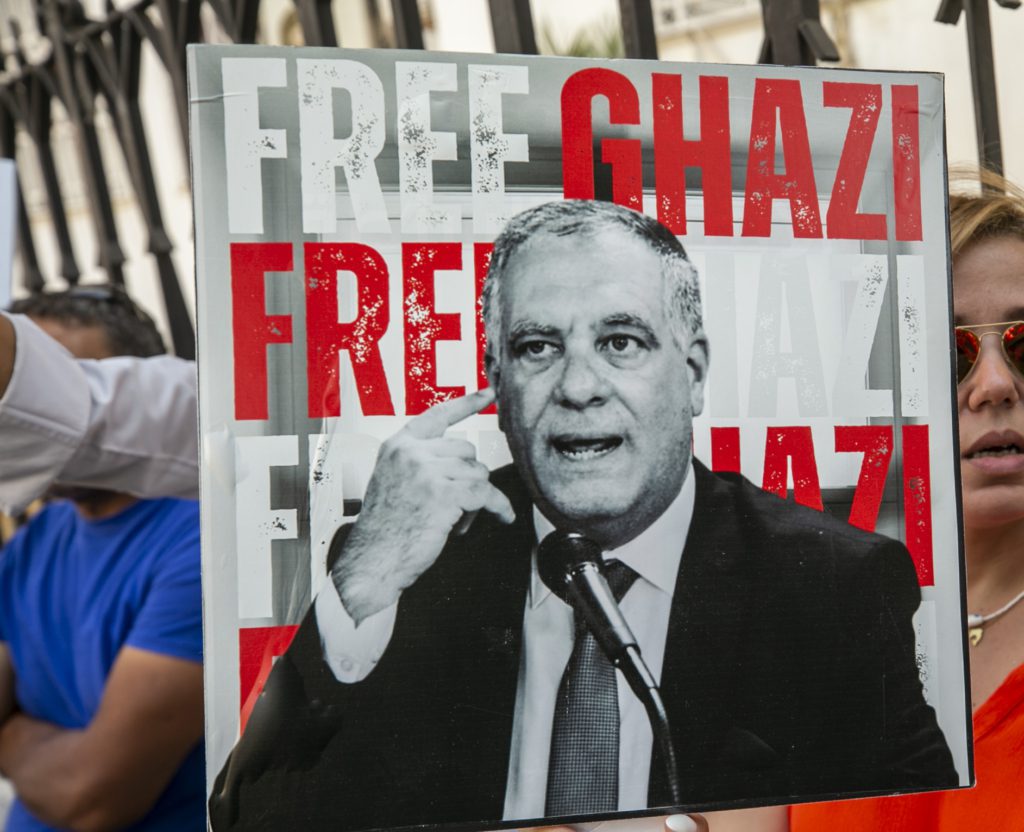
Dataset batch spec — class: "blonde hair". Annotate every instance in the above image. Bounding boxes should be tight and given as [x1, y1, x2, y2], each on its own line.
[948, 167, 1024, 258]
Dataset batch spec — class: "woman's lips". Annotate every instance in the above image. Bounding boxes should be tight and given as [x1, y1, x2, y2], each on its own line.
[963, 430, 1024, 474]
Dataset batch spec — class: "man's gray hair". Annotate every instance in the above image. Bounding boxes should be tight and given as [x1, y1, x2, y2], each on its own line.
[482, 200, 703, 359]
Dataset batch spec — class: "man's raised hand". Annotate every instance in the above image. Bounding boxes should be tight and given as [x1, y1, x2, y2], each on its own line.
[331, 388, 514, 623]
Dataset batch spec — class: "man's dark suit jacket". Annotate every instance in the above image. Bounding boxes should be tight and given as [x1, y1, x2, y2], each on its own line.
[209, 461, 956, 831]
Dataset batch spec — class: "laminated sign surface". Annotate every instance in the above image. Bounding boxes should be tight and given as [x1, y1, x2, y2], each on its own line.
[188, 44, 972, 831]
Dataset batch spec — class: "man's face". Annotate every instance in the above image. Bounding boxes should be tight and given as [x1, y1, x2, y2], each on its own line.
[488, 227, 708, 548]
[953, 235, 1024, 531]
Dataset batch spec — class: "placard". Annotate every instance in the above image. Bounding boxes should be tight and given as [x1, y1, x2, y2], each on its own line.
[188, 45, 971, 831]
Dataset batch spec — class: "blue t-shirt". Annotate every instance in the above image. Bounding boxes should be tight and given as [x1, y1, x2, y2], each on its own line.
[0, 498, 204, 831]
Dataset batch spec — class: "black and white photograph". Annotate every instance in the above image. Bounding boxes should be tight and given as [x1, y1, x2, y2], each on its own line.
[187, 44, 971, 831]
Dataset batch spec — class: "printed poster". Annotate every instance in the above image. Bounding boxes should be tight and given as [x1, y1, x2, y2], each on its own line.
[188, 45, 971, 830]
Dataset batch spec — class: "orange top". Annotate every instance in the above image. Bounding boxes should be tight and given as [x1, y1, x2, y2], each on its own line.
[790, 662, 1024, 832]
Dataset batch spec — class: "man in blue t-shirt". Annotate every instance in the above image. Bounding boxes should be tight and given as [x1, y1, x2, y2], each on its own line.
[0, 288, 204, 831]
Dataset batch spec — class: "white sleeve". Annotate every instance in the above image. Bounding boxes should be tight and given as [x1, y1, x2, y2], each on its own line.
[315, 582, 398, 683]
[0, 312, 199, 514]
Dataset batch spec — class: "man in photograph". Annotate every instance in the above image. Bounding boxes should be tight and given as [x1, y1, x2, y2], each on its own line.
[209, 200, 956, 830]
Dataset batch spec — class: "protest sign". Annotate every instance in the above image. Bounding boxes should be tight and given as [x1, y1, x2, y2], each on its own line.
[189, 45, 970, 830]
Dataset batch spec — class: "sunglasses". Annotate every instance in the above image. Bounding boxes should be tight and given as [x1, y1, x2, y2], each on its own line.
[955, 320, 1024, 384]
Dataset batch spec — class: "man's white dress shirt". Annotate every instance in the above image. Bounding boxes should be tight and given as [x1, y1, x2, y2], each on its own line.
[0, 312, 199, 514]
[316, 470, 695, 818]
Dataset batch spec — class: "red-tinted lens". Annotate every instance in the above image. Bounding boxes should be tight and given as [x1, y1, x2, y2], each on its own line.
[1002, 322, 1024, 377]
[956, 328, 981, 383]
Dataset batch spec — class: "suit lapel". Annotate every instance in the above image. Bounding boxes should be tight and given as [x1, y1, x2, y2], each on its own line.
[650, 460, 763, 804]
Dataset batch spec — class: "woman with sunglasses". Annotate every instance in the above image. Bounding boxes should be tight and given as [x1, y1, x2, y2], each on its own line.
[789, 170, 1024, 831]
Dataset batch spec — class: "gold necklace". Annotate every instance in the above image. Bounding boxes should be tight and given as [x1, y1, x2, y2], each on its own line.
[968, 587, 1024, 646]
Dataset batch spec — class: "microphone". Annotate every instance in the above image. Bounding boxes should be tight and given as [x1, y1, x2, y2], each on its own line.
[537, 530, 683, 804]
[538, 531, 658, 698]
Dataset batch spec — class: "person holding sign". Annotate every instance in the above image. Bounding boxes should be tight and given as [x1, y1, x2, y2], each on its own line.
[791, 173, 1024, 830]
[210, 200, 955, 830]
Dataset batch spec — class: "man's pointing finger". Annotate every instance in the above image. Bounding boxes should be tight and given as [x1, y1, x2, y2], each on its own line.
[405, 388, 496, 439]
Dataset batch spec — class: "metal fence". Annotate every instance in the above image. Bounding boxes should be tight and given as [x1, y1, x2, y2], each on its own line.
[0, 0, 1014, 358]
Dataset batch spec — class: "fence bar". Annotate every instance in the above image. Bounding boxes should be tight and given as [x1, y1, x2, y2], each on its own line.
[488, 0, 537, 55]
[5, 20, 82, 285]
[45, 0, 127, 285]
[140, 0, 200, 170]
[296, 0, 338, 46]
[83, 20, 195, 355]
[935, 0, 1008, 175]
[23, 77, 81, 284]
[390, 0, 424, 49]
[963, 0, 1003, 174]
[758, 0, 838, 65]
[618, 0, 658, 59]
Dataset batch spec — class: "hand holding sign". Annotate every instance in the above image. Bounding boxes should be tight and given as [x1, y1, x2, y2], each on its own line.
[331, 388, 514, 623]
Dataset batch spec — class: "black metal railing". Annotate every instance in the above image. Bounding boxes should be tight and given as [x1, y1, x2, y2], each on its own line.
[0, 0, 1016, 358]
